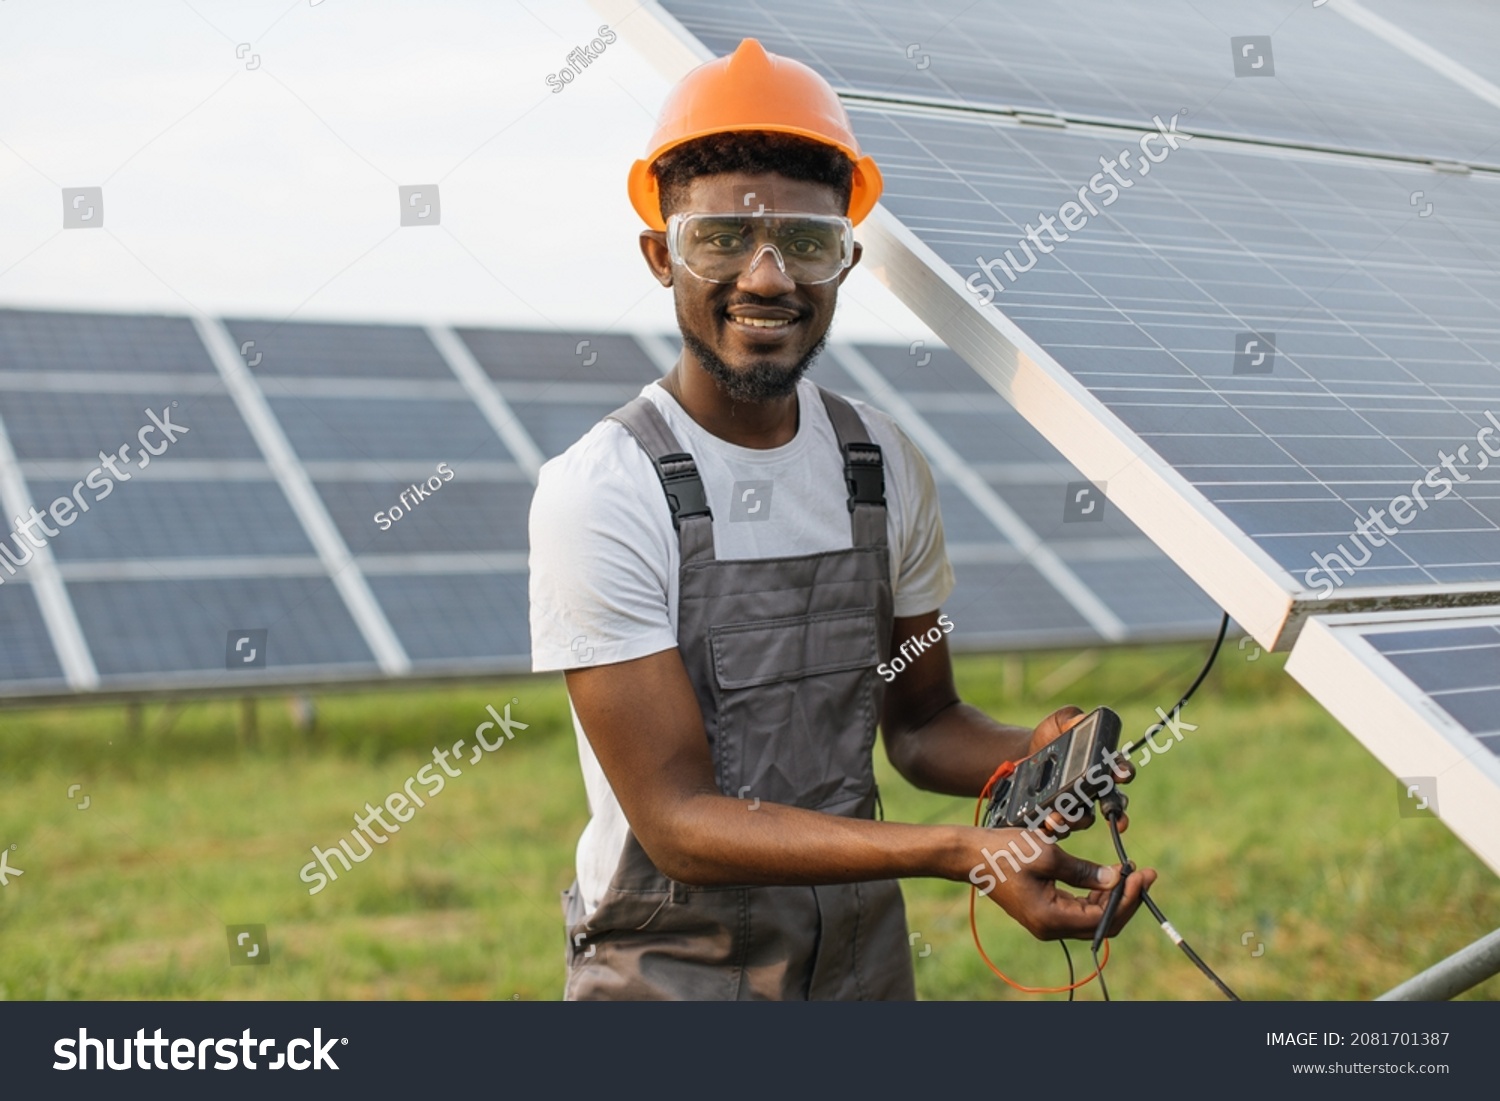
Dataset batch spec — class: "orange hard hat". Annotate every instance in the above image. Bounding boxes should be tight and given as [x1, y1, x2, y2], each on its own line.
[628, 38, 883, 230]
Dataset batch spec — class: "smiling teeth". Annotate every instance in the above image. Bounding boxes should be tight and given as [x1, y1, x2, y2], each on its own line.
[732, 316, 791, 328]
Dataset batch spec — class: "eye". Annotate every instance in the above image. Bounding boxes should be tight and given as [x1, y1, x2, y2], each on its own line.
[702, 232, 749, 251]
[784, 235, 830, 256]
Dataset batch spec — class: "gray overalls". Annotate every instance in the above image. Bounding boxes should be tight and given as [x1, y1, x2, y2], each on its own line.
[560, 385, 916, 1000]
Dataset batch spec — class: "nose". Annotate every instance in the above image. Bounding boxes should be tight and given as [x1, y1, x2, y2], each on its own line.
[737, 242, 798, 296]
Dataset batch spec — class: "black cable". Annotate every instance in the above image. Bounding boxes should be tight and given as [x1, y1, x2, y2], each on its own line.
[1140, 889, 1240, 1002]
[1103, 811, 1241, 1001]
[1088, 613, 1241, 1003]
[980, 610, 1239, 999]
[1114, 651, 1209, 710]
[970, 610, 1235, 1001]
[1120, 612, 1230, 761]
[921, 613, 1232, 827]
[1090, 820, 1130, 1003]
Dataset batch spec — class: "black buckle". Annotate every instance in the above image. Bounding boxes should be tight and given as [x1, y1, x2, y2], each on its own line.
[843, 442, 885, 513]
[656, 452, 712, 529]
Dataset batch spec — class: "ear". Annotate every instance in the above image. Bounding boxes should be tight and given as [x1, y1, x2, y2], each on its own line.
[836, 240, 864, 286]
[639, 231, 673, 287]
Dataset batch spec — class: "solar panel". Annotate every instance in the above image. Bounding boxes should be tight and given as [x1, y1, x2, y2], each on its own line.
[68, 576, 376, 682]
[266, 396, 514, 463]
[0, 306, 1219, 700]
[947, 564, 1093, 644]
[616, 0, 1500, 646]
[0, 584, 66, 686]
[30, 480, 312, 561]
[224, 319, 453, 380]
[0, 308, 214, 374]
[318, 480, 534, 558]
[0, 391, 259, 460]
[368, 572, 533, 667]
[848, 107, 1500, 613]
[1371, 627, 1500, 733]
[826, 342, 1220, 645]
[457, 329, 662, 385]
[1357, 0, 1500, 91]
[501, 399, 630, 459]
[1287, 607, 1500, 877]
[611, 0, 1500, 902]
[655, 0, 1500, 164]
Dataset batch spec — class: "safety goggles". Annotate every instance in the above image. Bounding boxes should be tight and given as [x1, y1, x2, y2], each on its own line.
[665, 212, 855, 285]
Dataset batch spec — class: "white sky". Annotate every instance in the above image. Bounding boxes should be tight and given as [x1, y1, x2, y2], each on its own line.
[0, 0, 937, 345]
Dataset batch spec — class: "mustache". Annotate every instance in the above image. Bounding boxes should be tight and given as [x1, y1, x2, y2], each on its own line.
[719, 298, 809, 316]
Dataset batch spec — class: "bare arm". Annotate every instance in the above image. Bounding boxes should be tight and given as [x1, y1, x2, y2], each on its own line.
[880, 610, 1134, 830]
[880, 611, 1037, 796]
[564, 645, 1153, 940]
[880, 610, 1104, 797]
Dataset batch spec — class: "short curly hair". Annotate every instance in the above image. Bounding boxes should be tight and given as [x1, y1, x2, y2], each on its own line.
[653, 131, 854, 222]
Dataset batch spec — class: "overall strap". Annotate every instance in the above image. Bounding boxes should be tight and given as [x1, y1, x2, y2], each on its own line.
[606, 393, 716, 565]
[817, 387, 887, 549]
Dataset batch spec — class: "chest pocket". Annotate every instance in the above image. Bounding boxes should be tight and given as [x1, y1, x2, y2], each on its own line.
[707, 606, 881, 814]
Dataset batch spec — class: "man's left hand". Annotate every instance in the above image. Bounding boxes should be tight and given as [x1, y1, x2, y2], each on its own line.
[1026, 705, 1133, 837]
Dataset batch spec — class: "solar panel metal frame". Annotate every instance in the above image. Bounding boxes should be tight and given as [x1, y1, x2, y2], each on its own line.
[1286, 605, 1500, 879]
[598, 0, 1500, 652]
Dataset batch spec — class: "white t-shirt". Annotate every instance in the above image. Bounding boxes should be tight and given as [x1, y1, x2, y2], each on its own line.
[528, 377, 955, 916]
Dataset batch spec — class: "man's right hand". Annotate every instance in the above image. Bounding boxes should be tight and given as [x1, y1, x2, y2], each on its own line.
[963, 826, 1156, 941]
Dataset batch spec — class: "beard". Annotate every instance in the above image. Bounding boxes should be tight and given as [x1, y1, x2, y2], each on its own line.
[679, 313, 830, 404]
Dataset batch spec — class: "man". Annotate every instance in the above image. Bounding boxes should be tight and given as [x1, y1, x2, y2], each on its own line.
[528, 38, 1153, 1000]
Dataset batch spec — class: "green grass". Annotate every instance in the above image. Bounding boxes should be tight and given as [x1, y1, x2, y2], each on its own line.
[0, 644, 1495, 1000]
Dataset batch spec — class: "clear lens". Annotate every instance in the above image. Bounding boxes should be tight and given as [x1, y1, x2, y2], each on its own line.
[668, 213, 853, 284]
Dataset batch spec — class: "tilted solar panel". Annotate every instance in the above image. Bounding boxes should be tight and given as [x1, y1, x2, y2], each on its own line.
[826, 342, 1221, 646]
[851, 106, 1500, 619]
[606, 4, 1500, 912]
[1357, 0, 1500, 95]
[620, 0, 1500, 645]
[657, 0, 1500, 165]
[1287, 607, 1500, 877]
[613, 0, 1500, 893]
[1369, 624, 1500, 739]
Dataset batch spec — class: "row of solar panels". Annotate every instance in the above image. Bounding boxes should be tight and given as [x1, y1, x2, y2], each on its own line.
[0, 305, 1218, 702]
[628, 0, 1500, 875]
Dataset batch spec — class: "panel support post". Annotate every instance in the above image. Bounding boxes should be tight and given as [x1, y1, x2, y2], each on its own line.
[1378, 927, 1500, 1001]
